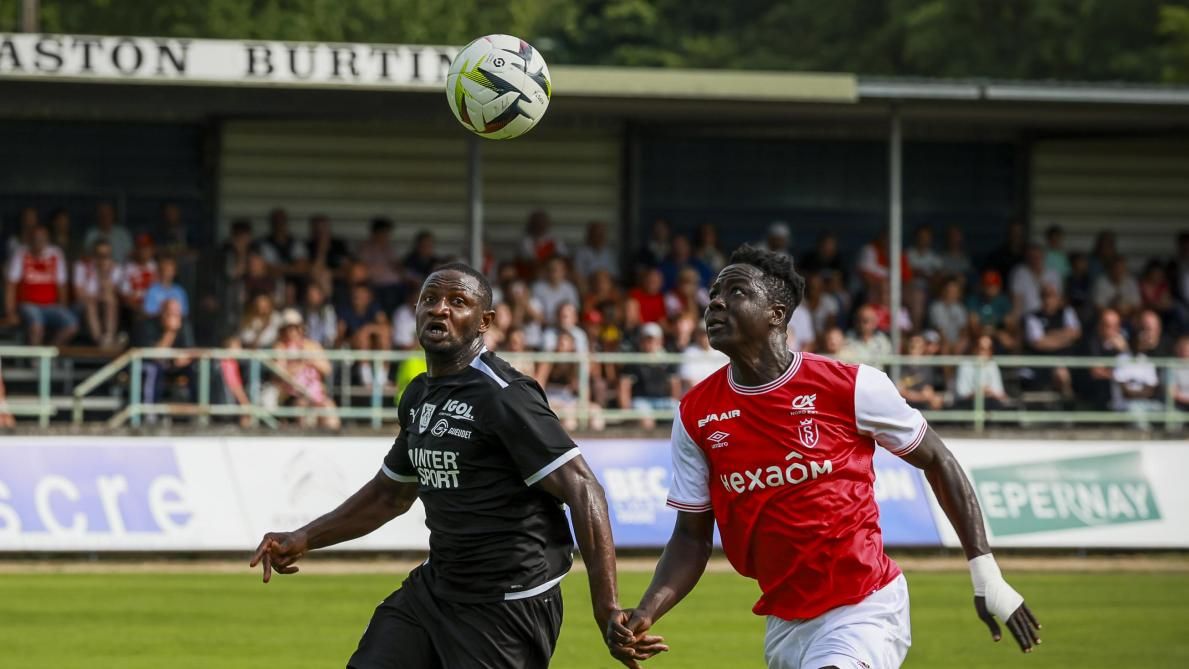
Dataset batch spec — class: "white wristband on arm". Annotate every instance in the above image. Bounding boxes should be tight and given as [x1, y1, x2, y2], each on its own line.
[969, 553, 1024, 619]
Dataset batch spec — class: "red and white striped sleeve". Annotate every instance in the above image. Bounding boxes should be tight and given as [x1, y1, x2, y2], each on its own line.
[854, 364, 928, 458]
[665, 407, 712, 513]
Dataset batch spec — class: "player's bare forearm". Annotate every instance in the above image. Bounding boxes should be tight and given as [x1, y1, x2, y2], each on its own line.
[903, 427, 990, 559]
[538, 456, 620, 627]
[634, 510, 715, 624]
[299, 472, 418, 551]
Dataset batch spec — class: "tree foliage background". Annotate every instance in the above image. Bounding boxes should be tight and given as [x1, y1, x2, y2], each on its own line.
[1, 0, 1188, 82]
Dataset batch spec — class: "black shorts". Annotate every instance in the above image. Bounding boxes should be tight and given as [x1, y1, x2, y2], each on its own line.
[347, 568, 564, 669]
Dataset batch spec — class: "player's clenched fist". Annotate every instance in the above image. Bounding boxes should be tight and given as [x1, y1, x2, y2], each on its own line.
[249, 530, 309, 583]
[970, 554, 1042, 653]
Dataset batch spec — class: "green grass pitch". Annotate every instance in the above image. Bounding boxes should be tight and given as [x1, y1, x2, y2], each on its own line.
[1, 568, 1186, 667]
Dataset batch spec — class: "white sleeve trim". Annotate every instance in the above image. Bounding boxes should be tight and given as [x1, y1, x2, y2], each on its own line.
[381, 463, 418, 483]
[524, 447, 581, 487]
[855, 364, 929, 457]
[666, 409, 712, 510]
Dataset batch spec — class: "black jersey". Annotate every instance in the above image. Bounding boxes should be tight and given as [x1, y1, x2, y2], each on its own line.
[383, 350, 580, 603]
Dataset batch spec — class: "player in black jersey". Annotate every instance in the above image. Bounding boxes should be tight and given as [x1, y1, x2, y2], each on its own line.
[251, 263, 663, 668]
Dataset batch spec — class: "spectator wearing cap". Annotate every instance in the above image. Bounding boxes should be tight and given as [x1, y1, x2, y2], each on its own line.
[272, 308, 340, 431]
[618, 322, 680, 431]
[83, 201, 133, 263]
[573, 221, 618, 288]
[358, 217, 404, 315]
[764, 221, 792, 257]
[1009, 243, 1061, 316]
[1093, 257, 1142, 320]
[967, 270, 1011, 332]
[3, 224, 78, 346]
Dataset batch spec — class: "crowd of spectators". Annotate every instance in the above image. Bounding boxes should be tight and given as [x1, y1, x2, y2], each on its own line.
[2, 201, 1188, 429]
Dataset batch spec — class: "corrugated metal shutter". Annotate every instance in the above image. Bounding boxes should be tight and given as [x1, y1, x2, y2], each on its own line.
[219, 120, 621, 259]
[1031, 137, 1189, 261]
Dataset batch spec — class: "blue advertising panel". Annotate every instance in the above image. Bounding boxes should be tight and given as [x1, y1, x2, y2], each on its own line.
[577, 439, 941, 548]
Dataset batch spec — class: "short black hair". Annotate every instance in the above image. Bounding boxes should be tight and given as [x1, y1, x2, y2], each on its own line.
[727, 245, 806, 325]
[431, 262, 493, 310]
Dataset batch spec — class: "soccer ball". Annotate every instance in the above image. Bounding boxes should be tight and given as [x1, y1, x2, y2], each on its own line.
[446, 34, 551, 140]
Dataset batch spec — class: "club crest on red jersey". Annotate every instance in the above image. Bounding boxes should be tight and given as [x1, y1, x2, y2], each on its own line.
[797, 418, 819, 448]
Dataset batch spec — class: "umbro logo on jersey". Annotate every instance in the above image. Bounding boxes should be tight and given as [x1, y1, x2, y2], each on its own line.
[698, 409, 740, 428]
[708, 431, 730, 448]
[791, 394, 817, 412]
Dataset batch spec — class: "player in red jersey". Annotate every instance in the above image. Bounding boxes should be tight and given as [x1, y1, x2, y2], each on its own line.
[608, 246, 1040, 669]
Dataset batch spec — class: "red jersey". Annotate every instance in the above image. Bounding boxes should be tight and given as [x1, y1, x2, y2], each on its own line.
[120, 260, 159, 305]
[6, 246, 67, 305]
[628, 288, 666, 324]
[667, 352, 927, 620]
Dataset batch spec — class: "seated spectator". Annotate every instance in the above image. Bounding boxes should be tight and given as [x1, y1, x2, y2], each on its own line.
[1174, 231, 1189, 307]
[143, 255, 189, 318]
[1079, 309, 1129, 410]
[939, 225, 973, 280]
[3, 224, 78, 346]
[1089, 229, 1120, 280]
[863, 283, 912, 335]
[929, 276, 969, 354]
[842, 305, 892, 364]
[1009, 243, 1061, 316]
[636, 218, 670, 269]
[83, 201, 133, 262]
[665, 267, 710, 322]
[390, 288, 418, 350]
[532, 256, 580, 327]
[617, 322, 679, 431]
[519, 209, 568, 272]
[257, 208, 309, 280]
[241, 249, 285, 306]
[157, 202, 198, 263]
[787, 302, 816, 353]
[694, 223, 726, 274]
[897, 333, 944, 410]
[221, 219, 256, 326]
[239, 292, 282, 349]
[501, 278, 544, 349]
[1066, 252, 1094, 323]
[337, 283, 391, 388]
[358, 217, 404, 314]
[626, 268, 667, 331]
[218, 336, 254, 428]
[573, 221, 618, 287]
[272, 309, 340, 431]
[1093, 256, 1141, 319]
[763, 221, 792, 257]
[856, 230, 910, 295]
[73, 239, 123, 348]
[954, 334, 1010, 410]
[402, 230, 441, 286]
[6, 205, 38, 259]
[501, 327, 538, 378]
[1111, 332, 1162, 430]
[1134, 308, 1171, 356]
[1172, 335, 1189, 411]
[679, 323, 728, 390]
[988, 220, 1027, 280]
[660, 234, 712, 291]
[966, 269, 1012, 342]
[301, 283, 338, 349]
[582, 269, 622, 327]
[48, 208, 80, 266]
[1020, 284, 1080, 398]
[801, 233, 846, 283]
[306, 214, 350, 277]
[120, 234, 159, 315]
[1138, 259, 1176, 323]
[670, 312, 698, 352]
[802, 274, 840, 339]
[542, 302, 589, 354]
[821, 326, 846, 358]
[906, 226, 943, 284]
[1043, 224, 1070, 280]
[141, 298, 194, 420]
[534, 329, 584, 431]
[824, 271, 852, 331]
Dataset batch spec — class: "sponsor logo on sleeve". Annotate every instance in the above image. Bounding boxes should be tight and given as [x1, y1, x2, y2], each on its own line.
[971, 451, 1161, 536]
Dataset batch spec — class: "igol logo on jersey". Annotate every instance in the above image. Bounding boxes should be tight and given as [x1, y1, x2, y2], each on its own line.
[971, 451, 1161, 537]
[698, 409, 740, 428]
[418, 404, 437, 432]
[442, 399, 475, 421]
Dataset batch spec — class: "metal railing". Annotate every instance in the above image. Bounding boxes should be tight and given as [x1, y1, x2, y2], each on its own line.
[0, 345, 58, 427]
[50, 347, 1189, 433]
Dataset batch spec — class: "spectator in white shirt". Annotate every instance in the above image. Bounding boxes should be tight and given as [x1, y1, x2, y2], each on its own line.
[532, 257, 580, 327]
[542, 301, 590, 354]
[906, 226, 943, 281]
[301, 283, 338, 349]
[928, 276, 969, 353]
[786, 303, 816, 352]
[955, 334, 1009, 410]
[680, 323, 728, 390]
[1093, 256, 1142, 320]
[573, 221, 617, 288]
[74, 239, 123, 348]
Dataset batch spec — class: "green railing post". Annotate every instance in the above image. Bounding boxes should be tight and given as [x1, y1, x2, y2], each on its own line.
[37, 353, 51, 428]
[130, 355, 142, 428]
[248, 357, 262, 427]
[370, 356, 383, 430]
[198, 355, 211, 427]
[973, 358, 986, 434]
[577, 353, 591, 430]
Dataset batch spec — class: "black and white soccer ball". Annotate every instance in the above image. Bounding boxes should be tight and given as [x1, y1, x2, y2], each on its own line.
[446, 34, 551, 140]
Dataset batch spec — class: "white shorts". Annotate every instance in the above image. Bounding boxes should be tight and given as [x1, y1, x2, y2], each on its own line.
[764, 573, 911, 669]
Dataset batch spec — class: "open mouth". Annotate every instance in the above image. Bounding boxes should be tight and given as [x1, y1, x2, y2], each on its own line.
[423, 322, 449, 338]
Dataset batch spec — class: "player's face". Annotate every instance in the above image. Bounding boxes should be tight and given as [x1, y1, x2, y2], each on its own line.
[416, 270, 493, 354]
[705, 264, 783, 354]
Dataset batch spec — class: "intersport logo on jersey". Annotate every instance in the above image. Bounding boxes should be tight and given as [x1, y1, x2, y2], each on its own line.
[971, 451, 1161, 537]
[719, 451, 832, 495]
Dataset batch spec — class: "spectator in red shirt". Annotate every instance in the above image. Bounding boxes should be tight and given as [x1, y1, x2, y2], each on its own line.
[120, 234, 159, 312]
[626, 267, 667, 332]
[4, 225, 78, 346]
[519, 209, 568, 269]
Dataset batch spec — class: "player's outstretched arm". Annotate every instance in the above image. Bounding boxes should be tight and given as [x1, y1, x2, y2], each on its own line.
[537, 456, 668, 668]
[606, 510, 714, 657]
[904, 428, 1042, 653]
[250, 471, 418, 583]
